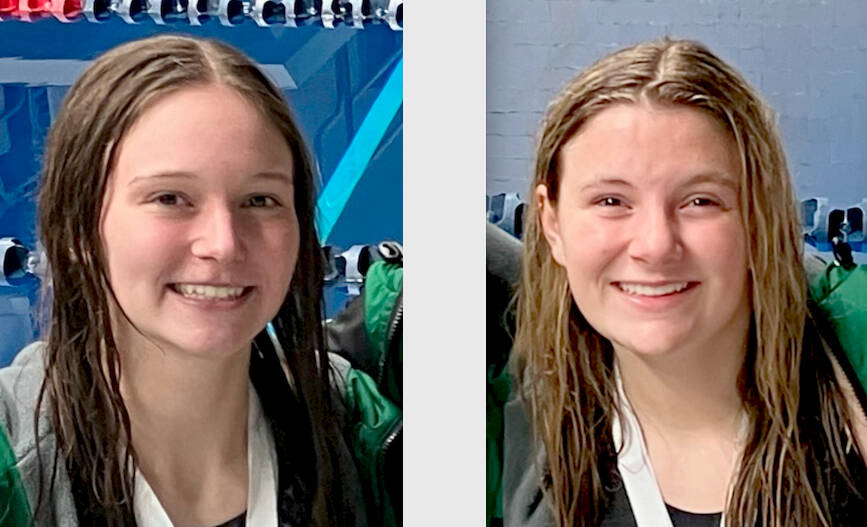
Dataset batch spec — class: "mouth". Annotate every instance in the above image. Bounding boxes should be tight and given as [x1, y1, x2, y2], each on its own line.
[168, 283, 254, 301]
[614, 281, 699, 297]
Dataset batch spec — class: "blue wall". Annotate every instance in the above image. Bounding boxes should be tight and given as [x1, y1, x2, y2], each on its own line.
[486, 0, 867, 209]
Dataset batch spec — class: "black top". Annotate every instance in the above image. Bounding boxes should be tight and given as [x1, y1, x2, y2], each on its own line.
[599, 483, 722, 527]
[666, 505, 720, 527]
[212, 511, 246, 527]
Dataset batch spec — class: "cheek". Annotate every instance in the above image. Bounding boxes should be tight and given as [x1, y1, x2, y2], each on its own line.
[559, 213, 622, 275]
[686, 219, 749, 280]
[263, 217, 301, 286]
[100, 207, 160, 322]
[102, 213, 179, 284]
[112, 240, 183, 304]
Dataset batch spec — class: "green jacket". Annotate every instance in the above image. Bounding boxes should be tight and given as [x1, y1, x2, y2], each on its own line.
[806, 254, 867, 397]
[329, 258, 403, 527]
[327, 258, 403, 410]
[0, 412, 28, 526]
[362, 260, 403, 410]
[322, 251, 403, 527]
[334, 351, 402, 527]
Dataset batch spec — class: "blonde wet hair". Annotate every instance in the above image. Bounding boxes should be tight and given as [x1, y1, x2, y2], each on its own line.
[514, 37, 860, 526]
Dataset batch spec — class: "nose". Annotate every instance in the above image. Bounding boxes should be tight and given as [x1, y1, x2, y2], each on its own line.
[627, 205, 682, 264]
[190, 204, 246, 262]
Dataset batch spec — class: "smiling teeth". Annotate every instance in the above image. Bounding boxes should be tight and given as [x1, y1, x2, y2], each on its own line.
[618, 282, 689, 296]
[176, 284, 245, 300]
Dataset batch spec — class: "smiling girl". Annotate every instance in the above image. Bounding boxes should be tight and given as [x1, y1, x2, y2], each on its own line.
[505, 38, 867, 527]
[0, 35, 396, 527]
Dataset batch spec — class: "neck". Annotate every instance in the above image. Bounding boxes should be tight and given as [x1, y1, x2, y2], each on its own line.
[614, 326, 751, 513]
[117, 335, 251, 477]
[616, 332, 747, 436]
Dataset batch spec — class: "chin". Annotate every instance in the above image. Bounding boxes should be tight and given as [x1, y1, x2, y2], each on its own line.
[606, 326, 692, 358]
[160, 330, 256, 359]
[618, 343, 683, 357]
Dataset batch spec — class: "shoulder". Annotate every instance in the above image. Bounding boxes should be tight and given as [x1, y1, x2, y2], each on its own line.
[328, 352, 401, 435]
[274, 351, 400, 427]
[0, 342, 50, 451]
[0, 342, 47, 526]
[0, 342, 77, 526]
[327, 352, 401, 527]
[271, 352, 403, 462]
[827, 352, 867, 459]
[501, 393, 554, 527]
[804, 253, 867, 460]
[808, 297, 867, 462]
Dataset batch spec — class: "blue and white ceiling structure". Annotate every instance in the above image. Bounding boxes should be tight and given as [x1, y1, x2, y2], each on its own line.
[0, 2, 403, 364]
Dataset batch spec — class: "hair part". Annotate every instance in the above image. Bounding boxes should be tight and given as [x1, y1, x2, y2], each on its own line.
[36, 34, 343, 526]
[514, 37, 862, 526]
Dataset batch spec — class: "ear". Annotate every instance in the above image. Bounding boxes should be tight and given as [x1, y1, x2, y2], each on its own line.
[536, 184, 566, 266]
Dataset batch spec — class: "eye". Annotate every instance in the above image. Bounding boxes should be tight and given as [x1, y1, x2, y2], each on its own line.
[597, 196, 623, 207]
[245, 195, 280, 208]
[688, 197, 719, 207]
[153, 193, 190, 207]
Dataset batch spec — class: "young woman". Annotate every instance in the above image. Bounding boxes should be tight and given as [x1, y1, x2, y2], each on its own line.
[505, 38, 867, 526]
[0, 35, 398, 527]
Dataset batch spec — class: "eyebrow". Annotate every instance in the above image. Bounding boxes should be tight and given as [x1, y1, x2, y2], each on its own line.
[129, 170, 294, 186]
[579, 177, 631, 191]
[580, 173, 738, 192]
[682, 173, 738, 191]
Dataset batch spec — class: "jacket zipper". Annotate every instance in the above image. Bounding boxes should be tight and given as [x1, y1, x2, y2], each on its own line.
[376, 418, 402, 525]
[379, 419, 402, 475]
[378, 291, 403, 385]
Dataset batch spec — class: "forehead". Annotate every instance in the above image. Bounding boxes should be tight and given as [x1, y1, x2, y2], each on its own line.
[558, 102, 740, 188]
[110, 83, 292, 185]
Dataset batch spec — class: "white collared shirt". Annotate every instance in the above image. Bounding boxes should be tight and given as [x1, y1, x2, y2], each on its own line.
[133, 384, 279, 527]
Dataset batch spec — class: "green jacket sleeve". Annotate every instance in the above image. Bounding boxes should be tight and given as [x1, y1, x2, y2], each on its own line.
[807, 255, 867, 393]
[340, 362, 402, 527]
[0, 420, 31, 526]
[363, 261, 403, 408]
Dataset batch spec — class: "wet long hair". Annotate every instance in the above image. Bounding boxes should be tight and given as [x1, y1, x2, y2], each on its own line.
[36, 35, 345, 526]
[514, 37, 864, 526]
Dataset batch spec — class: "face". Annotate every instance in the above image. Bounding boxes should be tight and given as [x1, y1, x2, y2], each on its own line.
[539, 103, 751, 358]
[100, 83, 299, 360]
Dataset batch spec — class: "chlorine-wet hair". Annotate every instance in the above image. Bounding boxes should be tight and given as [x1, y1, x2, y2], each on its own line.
[513, 37, 863, 526]
[36, 34, 348, 526]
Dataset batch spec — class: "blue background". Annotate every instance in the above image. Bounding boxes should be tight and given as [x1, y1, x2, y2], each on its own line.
[0, 16, 402, 364]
